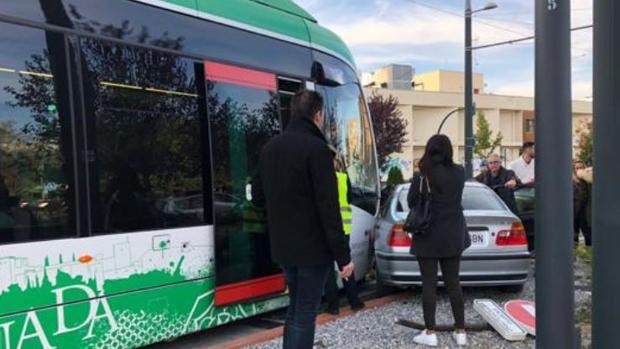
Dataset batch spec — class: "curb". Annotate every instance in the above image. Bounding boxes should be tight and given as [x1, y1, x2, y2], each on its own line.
[216, 292, 409, 349]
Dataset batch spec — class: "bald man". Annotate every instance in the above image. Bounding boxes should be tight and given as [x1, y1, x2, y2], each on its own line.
[475, 154, 520, 214]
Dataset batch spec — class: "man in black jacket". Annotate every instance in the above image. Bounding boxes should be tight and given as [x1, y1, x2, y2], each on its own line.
[475, 153, 520, 214]
[252, 90, 353, 349]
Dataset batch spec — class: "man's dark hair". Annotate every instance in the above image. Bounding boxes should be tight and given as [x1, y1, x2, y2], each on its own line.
[290, 90, 323, 121]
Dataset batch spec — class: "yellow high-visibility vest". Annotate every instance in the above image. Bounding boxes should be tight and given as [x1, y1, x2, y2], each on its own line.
[242, 201, 266, 234]
[336, 172, 353, 235]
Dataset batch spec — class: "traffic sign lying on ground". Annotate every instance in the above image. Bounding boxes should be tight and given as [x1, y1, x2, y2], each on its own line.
[474, 299, 528, 341]
[504, 300, 536, 336]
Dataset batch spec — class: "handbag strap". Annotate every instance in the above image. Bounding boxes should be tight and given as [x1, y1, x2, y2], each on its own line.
[419, 176, 431, 195]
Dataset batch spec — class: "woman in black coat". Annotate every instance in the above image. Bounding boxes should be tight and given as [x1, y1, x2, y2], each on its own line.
[408, 134, 471, 347]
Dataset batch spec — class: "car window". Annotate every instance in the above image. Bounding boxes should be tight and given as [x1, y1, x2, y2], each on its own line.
[397, 185, 506, 212]
[462, 187, 506, 210]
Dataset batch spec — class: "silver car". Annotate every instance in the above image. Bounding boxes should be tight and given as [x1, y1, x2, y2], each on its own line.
[374, 181, 529, 293]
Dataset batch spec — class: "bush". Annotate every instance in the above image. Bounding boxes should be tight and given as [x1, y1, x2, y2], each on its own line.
[386, 166, 405, 185]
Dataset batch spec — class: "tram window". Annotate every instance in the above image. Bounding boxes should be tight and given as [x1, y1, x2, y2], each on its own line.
[0, 23, 75, 243]
[208, 72, 281, 286]
[277, 77, 302, 130]
[79, 38, 204, 234]
[318, 84, 378, 192]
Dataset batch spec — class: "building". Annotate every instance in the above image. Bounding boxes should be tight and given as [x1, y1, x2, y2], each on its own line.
[363, 68, 593, 179]
[363, 64, 414, 90]
[414, 70, 485, 94]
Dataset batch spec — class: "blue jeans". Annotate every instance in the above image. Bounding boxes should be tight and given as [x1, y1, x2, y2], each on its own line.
[282, 264, 331, 349]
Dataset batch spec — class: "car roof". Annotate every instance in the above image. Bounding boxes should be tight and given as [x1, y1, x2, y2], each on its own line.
[397, 180, 486, 190]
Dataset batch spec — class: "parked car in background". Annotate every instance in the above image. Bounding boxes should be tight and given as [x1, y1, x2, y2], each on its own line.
[514, 187, 535, 251]
[374, 181, 530, 294]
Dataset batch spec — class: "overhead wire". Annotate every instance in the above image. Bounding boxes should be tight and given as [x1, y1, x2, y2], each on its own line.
[404, 0, 592, 54]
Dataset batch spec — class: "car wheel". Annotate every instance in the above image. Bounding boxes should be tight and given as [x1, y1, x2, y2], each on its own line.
[375, 268, 393, 297]
[499, 284, 525, 293]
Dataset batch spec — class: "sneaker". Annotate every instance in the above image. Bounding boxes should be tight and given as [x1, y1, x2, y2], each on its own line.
[413, 330, 438, 347]
[350, 302, 365, 312]
[452, 331, 467, 346]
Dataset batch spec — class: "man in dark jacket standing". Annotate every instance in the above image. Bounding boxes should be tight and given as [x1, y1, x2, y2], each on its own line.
[476, 153, 520, 214]
[252, 90, 354, 349]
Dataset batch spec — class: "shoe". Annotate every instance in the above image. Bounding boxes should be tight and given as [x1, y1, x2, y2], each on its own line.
[413, 330, 438, 347]
[452, 331, 467, 346]
[326, 307, 339, 315]
[351, 302, 365, 312]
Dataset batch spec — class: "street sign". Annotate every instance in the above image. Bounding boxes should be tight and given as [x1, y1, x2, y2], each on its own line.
[473, 299, 527, 341]
[505, 300, 536, 336]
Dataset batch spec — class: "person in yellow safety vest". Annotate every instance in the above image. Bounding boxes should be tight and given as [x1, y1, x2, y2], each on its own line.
[323, 148, 365, 315]
[242, 177, 267, 234]
[243, 177, 272, 277]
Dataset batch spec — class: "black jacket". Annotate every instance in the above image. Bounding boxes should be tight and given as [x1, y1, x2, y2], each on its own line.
[475, 167, 520, 214]
[252, 118, 351, 268]
[408, 164, 471, 258]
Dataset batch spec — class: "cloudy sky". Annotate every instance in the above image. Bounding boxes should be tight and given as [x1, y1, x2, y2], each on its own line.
[295, 0, 593, 100]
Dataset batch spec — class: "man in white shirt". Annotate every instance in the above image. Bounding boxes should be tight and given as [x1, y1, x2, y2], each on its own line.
[509, 142, 535, 186]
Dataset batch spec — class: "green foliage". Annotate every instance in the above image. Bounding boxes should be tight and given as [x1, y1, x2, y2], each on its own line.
[474, 112, 503, 159]
[575, 245, 592, 265]
[577, 121, 593, 166]
[368, 93, 408, 170]
[386, 166, 405, 185]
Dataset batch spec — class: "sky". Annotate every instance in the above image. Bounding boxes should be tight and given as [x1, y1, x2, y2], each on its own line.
[295, 0, 593, 100]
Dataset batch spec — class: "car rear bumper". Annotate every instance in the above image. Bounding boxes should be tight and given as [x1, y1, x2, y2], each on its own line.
[376, 251, 530, 287]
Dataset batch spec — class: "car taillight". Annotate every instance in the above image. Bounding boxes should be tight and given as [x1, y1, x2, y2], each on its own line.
[496, 222, 528, 246]
[388, 224, 412, 247]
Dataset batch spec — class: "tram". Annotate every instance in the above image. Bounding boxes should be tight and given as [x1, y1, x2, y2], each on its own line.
[0, 1, 379, 348]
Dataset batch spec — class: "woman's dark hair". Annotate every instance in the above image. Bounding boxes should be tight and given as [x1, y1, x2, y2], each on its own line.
[419, 134, 454, 176]
[290, 90, 323, 121]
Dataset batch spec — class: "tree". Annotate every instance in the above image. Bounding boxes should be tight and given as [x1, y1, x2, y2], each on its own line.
[386, 166, 405, 185]
[577, 120, 593, 166]
[474, 112, 503, 159]
[368, 93, 408, 170]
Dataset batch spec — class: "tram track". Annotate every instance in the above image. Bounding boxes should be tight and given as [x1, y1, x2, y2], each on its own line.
[147, 281, 405, 349]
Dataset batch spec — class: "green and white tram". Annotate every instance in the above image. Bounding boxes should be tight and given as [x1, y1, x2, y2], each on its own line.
[0, 1, 379, 348]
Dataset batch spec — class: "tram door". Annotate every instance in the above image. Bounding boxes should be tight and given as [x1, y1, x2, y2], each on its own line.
[205, 61, 285, 306]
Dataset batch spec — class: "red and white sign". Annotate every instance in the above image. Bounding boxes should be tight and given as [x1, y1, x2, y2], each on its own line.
[504, 300, 536, 336]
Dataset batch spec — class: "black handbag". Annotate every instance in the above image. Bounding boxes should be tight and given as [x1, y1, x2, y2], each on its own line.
[403, 175, 432, 236]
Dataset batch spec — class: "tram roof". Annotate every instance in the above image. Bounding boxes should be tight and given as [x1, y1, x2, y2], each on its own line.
[139, 0, 356, 70]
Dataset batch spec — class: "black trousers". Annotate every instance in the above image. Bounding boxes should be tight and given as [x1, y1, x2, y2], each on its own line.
[324, 236, 362, 309]
[574, 210, 592, 246]
[417, 256, 465, 330]
[324, 267, 362, 310]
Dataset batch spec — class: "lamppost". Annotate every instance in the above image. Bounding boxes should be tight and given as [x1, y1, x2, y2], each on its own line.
[437, 107, 463, 134]
[465, 1, 497, 179]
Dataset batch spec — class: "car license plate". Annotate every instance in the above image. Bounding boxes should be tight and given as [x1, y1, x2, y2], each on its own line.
[469, 231, 488, 248]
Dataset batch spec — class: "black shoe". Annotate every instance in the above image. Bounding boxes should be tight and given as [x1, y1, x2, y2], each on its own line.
[326, 307, 340, 315]
[350, 302, 365, 312]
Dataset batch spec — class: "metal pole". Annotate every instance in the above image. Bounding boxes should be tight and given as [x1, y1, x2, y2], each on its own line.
[464, 0, 474, 179]
[535, 0, 576, 348]
[592, 0, 620, 347]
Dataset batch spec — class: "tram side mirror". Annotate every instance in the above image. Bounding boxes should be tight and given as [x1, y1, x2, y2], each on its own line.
[312, 62, 344, 87]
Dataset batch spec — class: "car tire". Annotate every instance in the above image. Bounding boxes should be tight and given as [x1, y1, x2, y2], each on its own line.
[499, 284, 525, 293]
[375, 268, 393, 297]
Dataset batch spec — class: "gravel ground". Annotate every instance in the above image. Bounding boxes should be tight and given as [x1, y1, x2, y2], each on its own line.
[250, 257, 593, 349]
